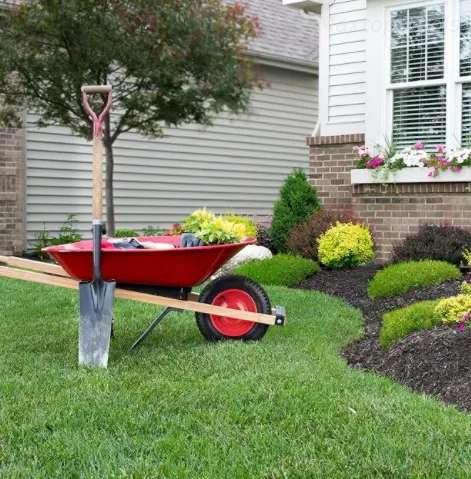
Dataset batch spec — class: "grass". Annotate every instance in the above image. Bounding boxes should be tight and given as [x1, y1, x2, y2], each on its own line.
[368, 260, 461, 299]
[380, 299, 442, 348]
[4, 279, 471, 477]
[234, 254, 319, 287]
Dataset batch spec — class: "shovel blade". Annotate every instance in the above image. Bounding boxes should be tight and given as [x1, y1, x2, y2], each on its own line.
[79, 280, 116, 368]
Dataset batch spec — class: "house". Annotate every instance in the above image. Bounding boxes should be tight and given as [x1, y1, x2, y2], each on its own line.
[286, 0, 471, 262]
[0, 0, 318, 256]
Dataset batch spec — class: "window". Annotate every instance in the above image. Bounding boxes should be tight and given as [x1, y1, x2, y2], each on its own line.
[389, 3, 446, 149]
[387, 1, 471, 150]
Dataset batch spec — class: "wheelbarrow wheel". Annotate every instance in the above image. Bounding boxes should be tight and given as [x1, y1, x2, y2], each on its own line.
[195, 275, 271, 341]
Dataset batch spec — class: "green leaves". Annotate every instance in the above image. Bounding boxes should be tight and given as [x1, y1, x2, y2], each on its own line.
[183, 208, 247, 245]
[0, 0, 261, 142]
[271, 169, 321, 253]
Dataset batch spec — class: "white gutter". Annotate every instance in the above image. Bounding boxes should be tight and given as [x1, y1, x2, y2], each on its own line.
[300, 10, 322, 137]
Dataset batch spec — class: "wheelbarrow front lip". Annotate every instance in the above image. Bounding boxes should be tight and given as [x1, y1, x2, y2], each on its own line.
[42, 236, 256, 254]
[42, 236, 256, 287]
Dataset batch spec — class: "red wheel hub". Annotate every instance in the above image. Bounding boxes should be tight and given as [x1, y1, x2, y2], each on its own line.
[210, 289, 257, 337]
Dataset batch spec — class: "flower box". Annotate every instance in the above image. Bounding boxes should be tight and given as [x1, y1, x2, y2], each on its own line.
[351, 167, 471, 185]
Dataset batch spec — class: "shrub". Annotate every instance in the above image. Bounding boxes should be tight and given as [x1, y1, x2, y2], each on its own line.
[270, 169, 321, 252]
[391, 224, 471, 266]
[115, 228, 139, 238]
[54, 214, 82, 245]
[317, 222, 374, 270]
[461, 281, 471, 295]
[31, 214, 82, 260]
[31, 226, 54, 260]
[234, 254, 320, 287]
[435, 294, 471, 324]
[223, 214, 257, 238]
[286, 208, 369, 261]
[142, 225, 165, 236]
[368, 260, 461, 299]
[380, 300, 441, 348]
[255, 223, 277, 254]
[253, 216, 277, 254]
[164, 223, 184, 236]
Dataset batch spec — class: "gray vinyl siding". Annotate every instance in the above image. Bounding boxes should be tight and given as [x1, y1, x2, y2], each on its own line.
[25, 64, 317, 240]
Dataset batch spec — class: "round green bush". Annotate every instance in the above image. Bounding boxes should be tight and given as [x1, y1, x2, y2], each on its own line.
[317, 222, 374, 270]
[234, 254, 320, 287]
[368, 260, 461, 299]
[380, 300, 441, 348]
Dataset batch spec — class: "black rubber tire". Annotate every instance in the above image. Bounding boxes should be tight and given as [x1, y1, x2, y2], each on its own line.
[195, 275, 271, 341]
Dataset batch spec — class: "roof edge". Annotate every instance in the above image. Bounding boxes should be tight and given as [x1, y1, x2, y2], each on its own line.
[282, 0, 324, 14]
[250, 51, 318, 74]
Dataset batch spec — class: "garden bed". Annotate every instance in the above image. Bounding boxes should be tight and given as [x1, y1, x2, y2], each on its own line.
[295, 266, 471, 411]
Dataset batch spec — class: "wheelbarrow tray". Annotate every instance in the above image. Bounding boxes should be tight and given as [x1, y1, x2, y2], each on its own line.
[43, 236, 255, 287]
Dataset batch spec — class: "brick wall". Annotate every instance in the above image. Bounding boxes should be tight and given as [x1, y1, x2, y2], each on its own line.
[352, 183, 471, 263]
[308, 134, 471, 263]
[0, 126, 25, 255]
[308, 134, 365, 210]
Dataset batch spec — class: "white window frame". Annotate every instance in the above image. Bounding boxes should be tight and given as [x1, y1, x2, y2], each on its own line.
[382, 0, 466, 149]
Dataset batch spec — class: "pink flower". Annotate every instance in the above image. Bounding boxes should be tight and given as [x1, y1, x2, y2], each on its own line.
[365, 157, 384, 169]
[455, 167, 462, 173]
[428, 171, 434, 178]
[353, 145, 370, 159]
[414, 142, 424, 150]
[436, 144, 447, 154]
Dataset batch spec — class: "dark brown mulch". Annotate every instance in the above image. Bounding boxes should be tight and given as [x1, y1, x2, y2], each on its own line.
[296, 266, 471, 412]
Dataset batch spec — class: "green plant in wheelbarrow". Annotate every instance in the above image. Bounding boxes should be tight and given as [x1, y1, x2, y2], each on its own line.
[183, 208, 247, 246]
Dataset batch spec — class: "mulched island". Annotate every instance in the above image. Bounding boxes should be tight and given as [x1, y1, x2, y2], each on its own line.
[296, 266, 471, 412]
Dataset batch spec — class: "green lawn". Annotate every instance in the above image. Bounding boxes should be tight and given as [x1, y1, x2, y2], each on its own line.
[2, 278, 471, 478]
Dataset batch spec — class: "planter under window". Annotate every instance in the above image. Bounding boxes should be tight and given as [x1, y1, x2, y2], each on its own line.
[351, 167, 471, 185]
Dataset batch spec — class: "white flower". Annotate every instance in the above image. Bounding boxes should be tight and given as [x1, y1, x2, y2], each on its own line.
[402, 148, 429, 167]
[447, 148, 471, 164]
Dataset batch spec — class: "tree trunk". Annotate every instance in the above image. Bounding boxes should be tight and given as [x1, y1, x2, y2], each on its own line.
[104, 140, 115, 237]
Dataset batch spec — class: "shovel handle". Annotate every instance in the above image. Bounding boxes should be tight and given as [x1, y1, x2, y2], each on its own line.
[82, 85, 112, 94]
[92, 137, 104, 221]
[82, 85, 113, 222]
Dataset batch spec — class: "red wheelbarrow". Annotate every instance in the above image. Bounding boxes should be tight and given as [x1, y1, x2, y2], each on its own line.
[0, 83, 285, 363]
[0, 236, 285, 349]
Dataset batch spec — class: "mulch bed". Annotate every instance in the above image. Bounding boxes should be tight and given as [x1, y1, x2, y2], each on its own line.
[296, 266, 471, 412]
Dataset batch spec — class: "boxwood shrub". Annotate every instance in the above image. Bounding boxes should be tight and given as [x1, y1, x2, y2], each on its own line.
[368, 260, 461, 299]
[234, 254, 319, 287]
[380, 300, 441, 348]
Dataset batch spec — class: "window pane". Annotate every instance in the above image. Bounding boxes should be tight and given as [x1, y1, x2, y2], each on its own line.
[409, 7, 426, 46]
[462, 83, 471, 144]
[393, 85, 447, 149]
[391, 10, 408, 48]
[391, 4, 444, 84]
[461, 0, 471, 76]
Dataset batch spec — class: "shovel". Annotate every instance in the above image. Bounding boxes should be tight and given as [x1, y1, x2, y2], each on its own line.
[79, 85, 115, 368]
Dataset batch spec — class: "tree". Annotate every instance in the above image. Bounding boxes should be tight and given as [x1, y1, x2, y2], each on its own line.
[0, 0, 262, 235]
[270, 169, 321, 252]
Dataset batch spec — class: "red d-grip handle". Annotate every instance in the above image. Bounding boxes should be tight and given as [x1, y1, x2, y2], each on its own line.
[82, 85, 112, 137]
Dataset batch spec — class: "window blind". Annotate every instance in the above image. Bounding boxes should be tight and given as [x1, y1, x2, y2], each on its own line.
[461, 0, 471, 76]
[391, 5, 445, 84]
[392, 85, 447, 149]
